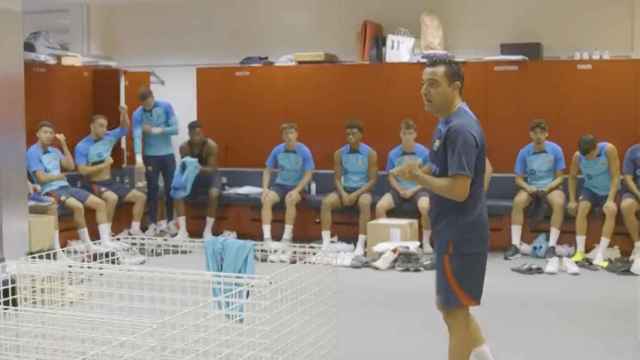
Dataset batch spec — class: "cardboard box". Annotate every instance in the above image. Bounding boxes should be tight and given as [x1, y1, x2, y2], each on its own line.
[28, 214, 55, 254]
[366, 218, 419, 255]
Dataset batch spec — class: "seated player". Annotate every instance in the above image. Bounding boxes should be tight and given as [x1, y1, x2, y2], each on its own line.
[320, 120, 378, 256]
[173, 121, 220, 240]
[506, 120, 566, 260]
[568, 135, 620, 268]
[375, 118, 432, 253]
[27, 121, 109, 251]
[75, 107, 147, 240]
[261, 122, 315, 245]
[619, 143, 640, 265]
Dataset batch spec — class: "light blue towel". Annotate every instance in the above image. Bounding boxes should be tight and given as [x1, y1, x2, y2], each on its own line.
[170, 156, 201, 199]
[204, 237, 256, 322]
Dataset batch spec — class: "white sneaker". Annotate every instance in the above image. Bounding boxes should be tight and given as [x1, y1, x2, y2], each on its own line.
[631, 257, 640, 275]
[371, 249, 399, 270]
[519, 243, 532, 256]
[167, 221, 179, 237]
[562, 257, 580, 275]
[145, 224, 158, 237]
[631, 246, 640, 261]
[128, 228, 144, 236]
[544, 257, 560, 274]
[102, 240, 130, 251]
[172, 233, 189, 241]
[353, 246, 365, 257]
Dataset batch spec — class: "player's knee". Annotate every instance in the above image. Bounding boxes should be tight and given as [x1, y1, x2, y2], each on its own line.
[209, 190, 220, 201]
[604, 203, 618, 217]
[285, 195, 299, 207]
[418, 199, 430, 214]
[621, 199, 636, 215]
[358, 194, 372, 208]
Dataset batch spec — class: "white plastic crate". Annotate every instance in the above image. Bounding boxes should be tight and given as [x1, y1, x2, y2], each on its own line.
[0, 238, 337, 360]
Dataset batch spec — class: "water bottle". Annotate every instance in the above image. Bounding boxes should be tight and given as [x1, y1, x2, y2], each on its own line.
[310, 181, 317, 196]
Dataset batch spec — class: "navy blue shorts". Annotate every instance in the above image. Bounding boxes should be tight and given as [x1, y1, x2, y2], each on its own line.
[271, 183, 297, 202]
[187, 172, 221, 200]
[436, 252, 487, 309]
[579, 188, 609, 209]
[48, 186, 92, 207]
[390, 188, 429, 209]
[91, 179, 133, 201]
[338, 187, 370, 208]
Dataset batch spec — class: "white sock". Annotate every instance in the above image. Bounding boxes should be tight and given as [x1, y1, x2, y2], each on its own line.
[422, 230, 432, 251]
[356, 234, 366, 252]
[78, 228, 91, 243]
[470, 344, 495, 360]
[282, 225, 293, 242]
[635, 241, 640, 250]
[52, 231, 60, 250]
[596, 237, 611, 260]
[203, 217, 215, 237]
[549, 227, 560, 247]
[98, 223, 112, 243]
[511, 224, 522, 247]
[177, 216, 188, 236]
[321, 231, 331, 247]
[262, 225, 272, 241]
[158, 220, 167, 229]
[131, 221, 141, 232]
[576, 235, 586, 254]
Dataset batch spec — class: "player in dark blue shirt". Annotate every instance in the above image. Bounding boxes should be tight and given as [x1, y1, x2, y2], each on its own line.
[620, 144, 640, 266]
[393, 59, 494, 360]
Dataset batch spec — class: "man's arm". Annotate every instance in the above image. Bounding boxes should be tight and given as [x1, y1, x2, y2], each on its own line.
[568, 152, 580, 204]
[484, 158, 493, 193]
[119, 105, 130, 130]
[407, 167, 471, 202]
[132, 110, 144, 165]
[605, 144, 621, 203]
[262, 168, 272, 191]
[33, 170, 65, 184]
[351, 150, 378, 198]
[624, 175, 640, 199]
[333, 150, 346, 196]
[293, 171, 313, 193]
[201, 141, 218, 173]
[57, 135, 75, 171]
[77, 160, 113, 177]
[544, 171, 565, 193]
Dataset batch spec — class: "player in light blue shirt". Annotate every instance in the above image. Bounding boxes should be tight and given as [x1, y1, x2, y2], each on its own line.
[376, 119, 432, 253]
[132, 87, 179, 236]
[320, 120, 378, 256]
[568, 135, 620, 268]
[75, 106, 147, 241]
[26, 121, 108, 251]
[506, 120, 566, 261]
[261, 123, 315, 247]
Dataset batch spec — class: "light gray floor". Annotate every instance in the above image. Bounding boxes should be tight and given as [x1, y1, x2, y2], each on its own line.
[336, 254, 640, 360]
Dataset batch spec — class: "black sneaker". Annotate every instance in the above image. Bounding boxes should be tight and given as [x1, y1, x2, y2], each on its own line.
[504, 245, 521, 260]
[544, 246, 557, 259]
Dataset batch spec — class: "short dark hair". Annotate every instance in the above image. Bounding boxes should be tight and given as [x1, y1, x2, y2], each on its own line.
[425, 58, 464, 93]
[280, 122, 298, 133]
[137, 86, 154, 102]
[91, 114, 107, 124]
[578, 134, 598, 156]
[529, 119, 548, 132]
[37, 121, 54, 131]
[188, 121, 201, 132]
[345, 119, 364, 133]
[400, 118, 416, 131]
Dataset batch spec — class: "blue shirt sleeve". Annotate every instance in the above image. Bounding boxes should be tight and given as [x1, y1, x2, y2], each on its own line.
[301, 145, 315, 171]
[162, 103, 179, 136]
[623, 147, 636, 176]
[26, 148, 44, 174]
[107, 127, 127, 141]
[446, 125, 478, 178]
[385, 150, 396, 172]
[553, 145, 566, 172]
[266, 146, 280, 169]
[514, 149, 527, 176]
[74, 142, 89, 167]
[132, 109, 143, 155]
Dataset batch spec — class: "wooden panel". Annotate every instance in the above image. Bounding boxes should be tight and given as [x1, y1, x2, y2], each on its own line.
[123, 71, 151, 164]
[24, 64, 94, 154]
[93, 68, 124, 166]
